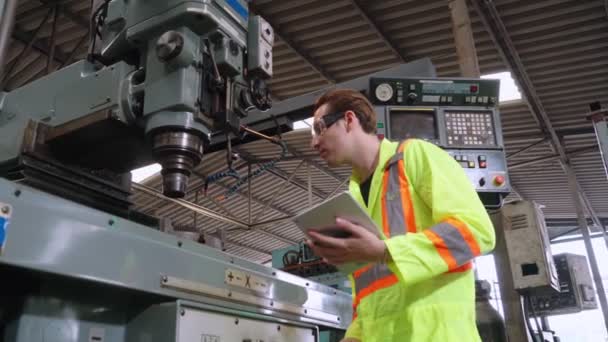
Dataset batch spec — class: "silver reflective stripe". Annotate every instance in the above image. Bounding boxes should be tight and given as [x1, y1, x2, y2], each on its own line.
[430, 222, 474, 267]
[387, 154, 403, 168]
[354, 263, 393, 295]
[385, 162, 408, 237]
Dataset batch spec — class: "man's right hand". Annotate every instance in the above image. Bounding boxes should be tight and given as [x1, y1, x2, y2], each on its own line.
[340, 339, 361, 342]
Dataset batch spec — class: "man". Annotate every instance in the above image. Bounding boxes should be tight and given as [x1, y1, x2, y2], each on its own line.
[306, 89, 495, 342]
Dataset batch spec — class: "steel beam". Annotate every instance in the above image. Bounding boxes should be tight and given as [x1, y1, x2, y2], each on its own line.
[448, 0, 480, 77]
[350, 0, 406, 63]
[11, 26, 67, 64]
[1, 7, 53, 87]
[0, 0, 18, 80]
[250, 4, 336, 83]
[38, 0, 89, 29]
[47, 5, 59, 74]
[566, 164, 608, 332]
[506, 138, 548, 160]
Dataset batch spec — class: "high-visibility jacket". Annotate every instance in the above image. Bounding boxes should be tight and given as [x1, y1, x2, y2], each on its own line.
[345, 138, 495, 341]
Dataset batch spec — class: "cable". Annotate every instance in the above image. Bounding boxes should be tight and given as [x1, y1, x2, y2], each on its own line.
[88, 0, 111, 63]
[527, 295, 544, 341]
[523, 295, 541, 342]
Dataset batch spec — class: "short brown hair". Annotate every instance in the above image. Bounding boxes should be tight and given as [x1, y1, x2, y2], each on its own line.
[313, 89, 377, 134]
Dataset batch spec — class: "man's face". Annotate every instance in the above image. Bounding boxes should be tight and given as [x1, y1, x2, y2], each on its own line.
[311, 104, 351, 167]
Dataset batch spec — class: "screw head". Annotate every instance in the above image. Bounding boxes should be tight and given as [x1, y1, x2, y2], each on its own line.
[1, 206, 9, 214]
[180, 309, 185, 316]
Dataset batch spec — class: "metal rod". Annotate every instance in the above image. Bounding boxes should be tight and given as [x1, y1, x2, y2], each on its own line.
[250, 216, 294, 228]
[0, 0, 18, 80]
[509, 145, 598, 170]
[132, 183, 250, 229]
[326, 177, 349, 199]
[507, 138, 548, 160]
[308, 163, 312, 207]
[253, 160, 305, 224]
[552, 232, 606, 245]
[47, 5, 59, 74]
[565, 163, 608, 333]
[57, 31, 88, 70]
[241, 125, 278, 143]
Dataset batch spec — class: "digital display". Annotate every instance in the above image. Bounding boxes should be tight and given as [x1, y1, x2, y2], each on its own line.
[421, 81, 479, 94]
[445, 111, 496, 146]
[389, 109, 437, 141]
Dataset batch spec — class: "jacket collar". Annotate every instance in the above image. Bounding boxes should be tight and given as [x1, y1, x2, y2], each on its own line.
[349, 139, 399, 212]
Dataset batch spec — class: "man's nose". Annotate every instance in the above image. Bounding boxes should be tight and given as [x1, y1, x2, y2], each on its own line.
[311, 135, 320, 150]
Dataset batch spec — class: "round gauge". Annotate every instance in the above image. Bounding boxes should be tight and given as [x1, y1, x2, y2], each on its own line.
[375, 83, 394, 102]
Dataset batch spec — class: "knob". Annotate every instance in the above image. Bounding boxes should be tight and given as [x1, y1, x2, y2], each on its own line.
[407, 92, 418, 103]
[156, 31, 184, 62]
[479, 178, 486, 187]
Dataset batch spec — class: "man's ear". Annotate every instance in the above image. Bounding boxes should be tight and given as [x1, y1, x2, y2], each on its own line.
[345, 110, 356, 131]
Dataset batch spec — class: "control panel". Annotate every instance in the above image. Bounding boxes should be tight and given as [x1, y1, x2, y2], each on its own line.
[530, 253, 597, 316]
[370, 78, 499, 107]
[372, 77, 509, 209]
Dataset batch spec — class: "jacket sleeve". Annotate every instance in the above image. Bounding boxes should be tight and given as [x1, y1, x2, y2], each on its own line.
[384, 139, 495, 287]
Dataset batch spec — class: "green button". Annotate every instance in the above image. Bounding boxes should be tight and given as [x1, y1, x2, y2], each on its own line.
[377, 122, 384, 128]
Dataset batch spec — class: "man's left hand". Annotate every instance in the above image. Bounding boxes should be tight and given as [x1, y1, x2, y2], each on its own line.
[306, 218, 386, 265]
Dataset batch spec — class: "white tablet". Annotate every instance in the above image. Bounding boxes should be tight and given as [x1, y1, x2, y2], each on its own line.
[293, 191, 380, 238]
[293, 192, 381, 275]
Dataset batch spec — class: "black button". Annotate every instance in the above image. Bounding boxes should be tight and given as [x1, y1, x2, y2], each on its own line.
[479, 178, 486, 187]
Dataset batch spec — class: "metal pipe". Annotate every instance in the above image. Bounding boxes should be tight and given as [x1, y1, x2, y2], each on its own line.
[132, 183, 250, 229]
[565, 163, 608, 333]
[0, 0, 18, 80]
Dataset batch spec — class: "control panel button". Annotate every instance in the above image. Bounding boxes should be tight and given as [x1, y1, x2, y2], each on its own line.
[377, 133, 385, 140]
[410, 84, 416, 91]
[479, 178, 486, 187]
[478, 155, 487, 162]
[468, 161, 475, 168]
[479, 161, 487, 168]
[493, 175, 506, 187]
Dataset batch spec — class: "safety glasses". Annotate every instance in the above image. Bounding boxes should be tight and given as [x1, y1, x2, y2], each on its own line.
[311, 111, 347, 137]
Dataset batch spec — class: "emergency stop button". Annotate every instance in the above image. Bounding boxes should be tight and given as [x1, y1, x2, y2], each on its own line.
[493, 175, 505, 187]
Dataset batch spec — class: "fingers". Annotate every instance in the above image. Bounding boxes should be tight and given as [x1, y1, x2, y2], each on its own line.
[307, 230, 347, 248]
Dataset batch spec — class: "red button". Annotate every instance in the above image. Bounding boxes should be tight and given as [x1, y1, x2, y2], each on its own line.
[470, 85, 479, 93]
[377, 134, 385, 140]
[493, 175, 505, 186]
[479, 161, 487, 168]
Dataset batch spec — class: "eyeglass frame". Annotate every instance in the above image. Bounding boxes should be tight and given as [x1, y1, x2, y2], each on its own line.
[311, 110, 365, 137]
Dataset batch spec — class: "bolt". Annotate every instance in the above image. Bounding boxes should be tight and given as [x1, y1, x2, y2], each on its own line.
[108, 219, 115, 226]
[177, 241, 183, 247]
[235, 318, 239, 325]
[14, 190, 21, 197]
[180, 309, 185, 316]
[156, 31, 184, 62]
[161, 276, 168, 283]
[1, 206, 9, 215]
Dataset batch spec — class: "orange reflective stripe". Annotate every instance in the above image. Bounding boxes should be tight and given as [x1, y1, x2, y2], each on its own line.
[353, 264, 374, 279]
[424, 229, 458, 271]
[381, 170, 392, 237]
[397, 159, 417, 233]
[449, 261, 473, 273]
[446, 217, 481, 257]
[353, 274, 399, 311]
